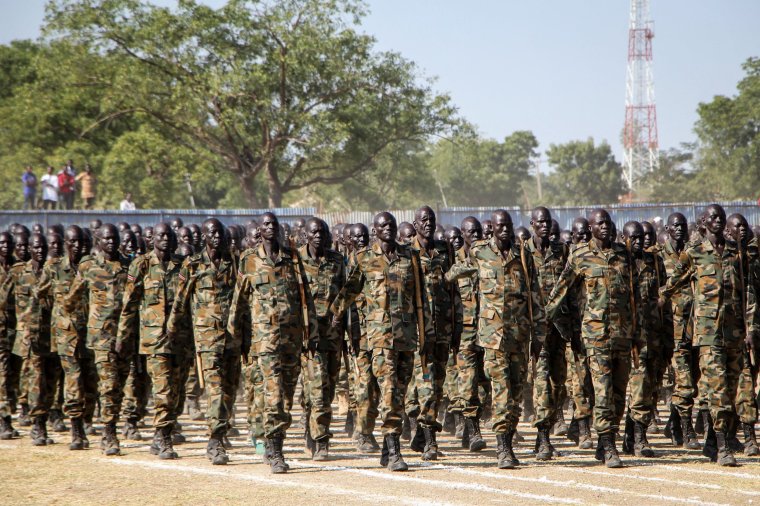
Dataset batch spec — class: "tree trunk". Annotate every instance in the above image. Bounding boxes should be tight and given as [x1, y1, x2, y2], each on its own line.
[239, 171, 262, 208]
[267, 162, 283, 208]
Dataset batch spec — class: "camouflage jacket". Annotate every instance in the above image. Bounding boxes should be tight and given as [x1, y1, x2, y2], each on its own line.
[633, 251, 672, 350]
[168, 249, 238, 354]
[446, 238, 546, 352]
[298, 245, 345, 351]
[228, 243, 318, 355]
[445, 247, 479, 350]
[524, 237, 572, 343]
[661, 238, 757, 347]
[346, 250, 368, 351]
[64, 252, 131, 351]
[118, 251, 190, 355]
[330, 241, 433, 352]
[546, 240, 635, 351]
[1, 260, 51, 357]
[0, 260, 16, 352]
[658, 239, 694, 346]
[410, 236, 454, 346]
[37, 256, 88, 356]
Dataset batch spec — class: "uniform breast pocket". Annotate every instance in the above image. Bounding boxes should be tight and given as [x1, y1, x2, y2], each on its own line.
[479, 268, 498, 294]
[252, 272, 271, 295]
[144, 280, 162, 306]
[196, 277, 215, 303]
[584, 268, 606, 297]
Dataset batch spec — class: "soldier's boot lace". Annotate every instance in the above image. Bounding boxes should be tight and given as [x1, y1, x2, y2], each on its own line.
[566, 417, 580, 444]
[466, 416, 486, 452]
[454, 413, 465, 440]
[385, 433, 408, 472]
[206, 434, 229, 465]
[506, 429, 520, 465]
[535, 424, 554, 460]
[123, 418, 142, 441]
[267, 434, 288, 474]
[681, 411, 702, 450]
[715, 430, 738, 467]
[357, 433, 380, 453]
[553, 409, 568, 436]
[601, 432, 623, 468]
[742, 423, 760, 456]
[159, 425, 178, 460]
[622, 414, 635, 455]
[344, 410, 355, 439]
[313, 438, 329, 461]
[31, 415, 48, 446]
[578, 417, 594, 450]
[0, 415, 13, 440]
[102, 422, 121, 456]
[401, 413, 412, 441]
[701, 410, 718, 462]
[18, 403, 31, 427]
[495, 431, 517, 469]
[633, 420, 656, 458]
[421, 426, 439, 461]
[69, 417, 85, 451]
[187, 398, 204, 421]
[410, 422, 425, 453]
[380, 434, 389, 467]
[50, 409, 68, 433]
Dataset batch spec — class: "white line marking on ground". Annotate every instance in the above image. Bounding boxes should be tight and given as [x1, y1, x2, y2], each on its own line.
[653, 464, 760, 480]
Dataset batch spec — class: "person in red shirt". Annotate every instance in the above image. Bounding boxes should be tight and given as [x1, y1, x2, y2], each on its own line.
[58, 161, 76, 210]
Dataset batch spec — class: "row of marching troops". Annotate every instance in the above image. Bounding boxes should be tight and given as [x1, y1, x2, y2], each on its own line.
[0, 203, 758, 473]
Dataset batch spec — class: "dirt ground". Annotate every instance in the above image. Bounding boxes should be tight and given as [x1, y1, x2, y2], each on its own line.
[2, 403, 760, 506]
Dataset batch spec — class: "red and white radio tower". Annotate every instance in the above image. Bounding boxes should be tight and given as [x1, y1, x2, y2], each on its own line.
[623, 0, 659, 193]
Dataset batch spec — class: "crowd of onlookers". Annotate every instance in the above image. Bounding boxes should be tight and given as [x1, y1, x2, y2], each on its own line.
[19, 160, 125, 211]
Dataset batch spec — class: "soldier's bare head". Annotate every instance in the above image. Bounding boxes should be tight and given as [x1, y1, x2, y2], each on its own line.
[202, 219, 225, 252]
[130, 223, 142, 238]
[623, 221, 644, 254]
[665, 212, 687, 242]
[259, 213, 279, 242]
[491, 210, 513, 245]
[153, 223, 175, 254]
[641, 221, 656, 249]
[373, 212, 398, 244]
[177, 226, 193, 246]
[530, 206, 551, 239]
[306, 217, 327, 250]
[460, 217, 482, 246]
[64, 226, 84, 262]
[571, 217, 590, 244]
[397, 221, 415, 243]
[14, 231, 30, 262]
[46, 233, 63, 258]
[350, 223, 369, 250]
[445, 226, 464, 251]
[702, 204, 726, 236]
[589, 209, 612, 243]
[30, 233, 48, 263]
[90, 218, 102, 230]
[482, 219, 493, 239]
[170, 217, 184, 231]
[560, 230, 572, 245]
[413, 206, 436, 242]
[726, 213, 749, 244]
[0, 232, 14, 260]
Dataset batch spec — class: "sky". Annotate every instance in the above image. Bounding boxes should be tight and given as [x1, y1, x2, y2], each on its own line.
[2, 0, 759, 161]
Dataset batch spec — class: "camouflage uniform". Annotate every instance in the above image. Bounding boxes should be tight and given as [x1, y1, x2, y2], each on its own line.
[169, 249, 240, 437]
[524, 238, 569, 429]
[330, 242, 433, 435]
[37, 256, 99, 422]
[406, 236, 453, 431]
[734, 240, 758, 427]
[65, 253, 132, 426]
[0, 260, 17, 421]
[118, 251, 190, 430]
[660, 239, 754, 432]
[547, 240, 635, 435]
[298, 245, 345, 441]
[228, 244, 316, 438]
[447, 238, 547, 435]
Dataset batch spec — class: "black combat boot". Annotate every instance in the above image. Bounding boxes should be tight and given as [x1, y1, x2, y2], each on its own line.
[566, 417, 580, 444]
[50, 409, 68, 432]
[313, 438, 329, 461]
[600, 432, 623, 468]
[401, 413, 412, 441]
[102, 422, 121, 456]
[715, 430, 737, 467]
[577, 417, 593, 449]
[172, 422, 186, 444]
[384, 433, 408, 472]
[553, 409, 568, 436]
[695, 409, 705, 435]
[443, 410, 456, 435]
[742, 423, 760, 456]
[726, 416, 744, 453]
[701, 410, 718, 462]
[357, 433, 380, 453]
[380, 434, 389, 467]
[535, 424, 553, 461]
[665, 406, 683, 447]
[344, 410, 355, 439]
[150, 429, 162, 455]
[18, 403, 31, 427]
[267, 434, 288, 474]
[421, 426, 439, 461]
[0, 415, 13, 440]
[622, 415, 635, 455]
[31, 416, 49, 446]
[633, 420, 656, 457]
[123, 418, 142, 441]
[465, 416, 486, 452]
[454, 413, 465, 440]
[681, 410, 702, 450]
[304, 422, 316, 456]
[187, 397, 204, 421]
[206, 433, 229, 465]
[410, 423, 425, 453]
[159, 425, 178, 460]
[69, 417, 85, 450]
[495, 431, 518, 469]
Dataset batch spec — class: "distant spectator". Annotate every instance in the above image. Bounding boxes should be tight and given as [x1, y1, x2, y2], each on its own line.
[75, 163, 97, 209]
[41, 166, 59, 210]
[21, 166, 37, 210]
[120, 192, 137, 211]
[58, 160, 76, 210]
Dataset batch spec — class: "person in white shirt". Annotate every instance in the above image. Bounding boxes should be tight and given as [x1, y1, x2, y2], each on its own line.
[120, 192, 137, 211]
[41, 166, 59, 210]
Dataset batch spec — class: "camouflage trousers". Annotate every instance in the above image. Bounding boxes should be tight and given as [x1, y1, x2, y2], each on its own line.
[698, 345, 743, 432]
[51, 356, 65, 413]
[244, 354, 264, 439]
[185, 359, 204, 405]
[566, 345, 594, 419]
[533, 330, 568, 427]
[59, 350, 99, 420]
[444, 352, 458, 401]
[122, 354, 149, 423]
[354, 348, 380, 435]
[405, 343, 449, 431]
[587, 346, 631, 435]
[628, 343, 661, 425]
[201, 349, 242, 436]
[22, 352, 60, 418]
[301, 349, 341, 440]
[735, 349, 757, 425]
[255, 346, 301, 438]
[17, 354, 30, 407]
[93, 350, 131, 425]
[670, 345, 698, 417]
[145, 354, 183, 429]
[450, 345, 486, 419]
[484, 348, 527, 434]
[0, 349, 11, 418]
[371, 347, 414, 435]
[173, 354, 193, 420]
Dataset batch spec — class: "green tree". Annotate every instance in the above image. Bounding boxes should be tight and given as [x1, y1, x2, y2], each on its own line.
[45, 0, 456, 208]
[637, 146, 698, 203]
[544, 138, 625, 206]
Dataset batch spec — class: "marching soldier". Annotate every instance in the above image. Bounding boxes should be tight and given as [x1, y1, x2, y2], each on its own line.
[0, 232, 16, 439]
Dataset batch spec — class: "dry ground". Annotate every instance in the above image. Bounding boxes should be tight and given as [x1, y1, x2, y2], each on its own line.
[2, 403, 760, 506]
